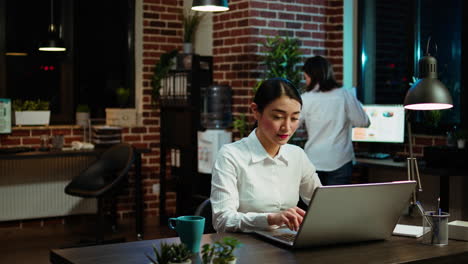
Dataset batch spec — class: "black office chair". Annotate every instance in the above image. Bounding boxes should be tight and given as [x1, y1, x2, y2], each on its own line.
[194, 198, 215, 234]
[65, 143, 134, 245]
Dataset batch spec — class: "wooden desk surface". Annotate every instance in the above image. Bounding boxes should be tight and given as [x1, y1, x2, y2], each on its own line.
[50, 232, 468, 264]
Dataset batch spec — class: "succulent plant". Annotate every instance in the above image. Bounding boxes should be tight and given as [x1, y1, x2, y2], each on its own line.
[201, 237, 242, 264]
[146, 242, 192, 264]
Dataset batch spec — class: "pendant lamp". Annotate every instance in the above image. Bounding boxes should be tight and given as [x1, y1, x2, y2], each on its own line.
[404, 38, 452, 110]
[192, 0, 229, 12]
[39, 0, 66, 52]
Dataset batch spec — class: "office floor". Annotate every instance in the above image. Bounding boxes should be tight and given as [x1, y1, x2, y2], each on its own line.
[0, 216, 177, 264]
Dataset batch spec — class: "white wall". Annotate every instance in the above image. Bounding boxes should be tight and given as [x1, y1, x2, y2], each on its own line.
[184, 0, 213, 56]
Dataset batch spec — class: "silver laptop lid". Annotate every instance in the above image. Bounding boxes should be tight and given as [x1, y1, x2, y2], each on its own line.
[293, 181, 416, 248]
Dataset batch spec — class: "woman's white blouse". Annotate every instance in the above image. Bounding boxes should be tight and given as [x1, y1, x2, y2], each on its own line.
[300, 88, 370, 171]
[210, 130, 322, 233]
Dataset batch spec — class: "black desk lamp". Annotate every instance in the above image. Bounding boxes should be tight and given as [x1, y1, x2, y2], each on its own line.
[404, 38, 453, 204]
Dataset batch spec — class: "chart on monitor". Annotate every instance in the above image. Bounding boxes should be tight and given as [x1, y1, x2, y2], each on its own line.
[352, 105, 405, 143]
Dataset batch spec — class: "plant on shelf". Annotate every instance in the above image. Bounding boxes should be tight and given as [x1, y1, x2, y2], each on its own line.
[12, 99, 51, 126]
[116, 86, 131, 108]
[75, 104, 90, 127]
[147, 242, 192, 264]
[76, 104, 90, 113]
[182, 10, 205, 53]
[454, 128, 468, 149]
[152, 49, 179, 103]
[12, 99, 50, 111]
[201, 237, 242, 264]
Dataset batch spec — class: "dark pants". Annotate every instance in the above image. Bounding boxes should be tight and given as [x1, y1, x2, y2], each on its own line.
[317, 161, 353, 186]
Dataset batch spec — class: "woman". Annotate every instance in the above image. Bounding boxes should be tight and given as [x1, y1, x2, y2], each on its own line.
[301, 56, 370, 185]
[210, 78, 322, 233]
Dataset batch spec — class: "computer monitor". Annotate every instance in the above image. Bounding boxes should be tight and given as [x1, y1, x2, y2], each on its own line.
[352, 105, 405, 143]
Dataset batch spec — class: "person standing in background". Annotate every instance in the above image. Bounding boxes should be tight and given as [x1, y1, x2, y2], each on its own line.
[300, 56, 370, 185]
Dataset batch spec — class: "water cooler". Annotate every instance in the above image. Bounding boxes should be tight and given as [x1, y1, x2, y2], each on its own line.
[198, 130, 232, 173]
[198, 84, 232, 174]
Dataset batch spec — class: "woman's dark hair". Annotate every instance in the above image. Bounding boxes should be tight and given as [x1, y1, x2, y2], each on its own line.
[253, 77, 302, 113]
[302, 56, 340, 92]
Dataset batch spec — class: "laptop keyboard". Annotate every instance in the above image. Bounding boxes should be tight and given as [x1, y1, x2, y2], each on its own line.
[272, 232, 296, 243]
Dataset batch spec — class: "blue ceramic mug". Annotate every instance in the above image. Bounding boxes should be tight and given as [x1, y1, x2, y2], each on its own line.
[168, 215, 205, 253]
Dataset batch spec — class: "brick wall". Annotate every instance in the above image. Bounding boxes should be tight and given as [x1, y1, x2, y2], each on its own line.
[212, 0, 344, 129]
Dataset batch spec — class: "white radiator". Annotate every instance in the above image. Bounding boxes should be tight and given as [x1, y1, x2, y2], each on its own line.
[0, 154, 98, 221]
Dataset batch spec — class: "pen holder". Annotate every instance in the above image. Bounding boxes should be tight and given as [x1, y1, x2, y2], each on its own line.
[421, 211, 450, 246]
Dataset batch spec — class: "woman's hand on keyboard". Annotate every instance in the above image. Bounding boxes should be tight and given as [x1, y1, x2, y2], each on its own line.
[267, 206, 305, 231]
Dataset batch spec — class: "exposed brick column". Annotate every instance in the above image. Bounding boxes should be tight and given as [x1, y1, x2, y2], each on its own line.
[137, 0, 183, 218]
[212, 0, 344, 137]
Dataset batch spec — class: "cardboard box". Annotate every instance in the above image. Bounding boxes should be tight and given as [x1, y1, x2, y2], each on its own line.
[105, 108, 137, 127]
[448, 220, 468, 241]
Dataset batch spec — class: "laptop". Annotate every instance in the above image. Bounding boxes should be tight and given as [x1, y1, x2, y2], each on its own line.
[254, 181, 416, 248]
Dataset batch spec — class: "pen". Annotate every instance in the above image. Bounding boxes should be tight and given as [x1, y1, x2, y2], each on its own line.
[416, 201, 432, 228]
[437, 197, 442, 215]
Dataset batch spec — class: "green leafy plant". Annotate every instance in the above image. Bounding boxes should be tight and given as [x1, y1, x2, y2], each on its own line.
[182, 11, 205, 43]
[116, 87, 130, 107]
[76, 104, 90, 113]
[233, 37, 302, 140]
[147, 242, 192, 264]
[152, 49, 179, 103]
[423, 110, 443, 128]
[232, 113, 247, 138]
[201, 237, 242, 264]
[246, 36, 303, 144]
[256, 36, 303, 92]
[12, 99, 50, 111]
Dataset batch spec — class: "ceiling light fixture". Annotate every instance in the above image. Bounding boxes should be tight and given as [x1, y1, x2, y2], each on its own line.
[39, 0, 66, 52]
[191, 0, 229, 12]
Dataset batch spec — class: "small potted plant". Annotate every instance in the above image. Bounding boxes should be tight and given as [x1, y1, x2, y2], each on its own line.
[454, 128, 468, 149]
[147, 242, 192, 264]
[232, 113, 248, 139]
[76, 104, 90, 127]
[105, 86, 137, 127]
[182, 10, 204, 54]
[201, 237, 242, 264]
[13, 99, 51, 126]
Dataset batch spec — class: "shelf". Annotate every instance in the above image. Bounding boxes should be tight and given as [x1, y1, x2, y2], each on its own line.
[159, 55, 212, 223]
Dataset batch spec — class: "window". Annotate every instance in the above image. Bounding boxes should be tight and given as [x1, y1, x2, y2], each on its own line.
[0, 0, 135, 124]
[358, 0, 414, 105]
[358, 0, 466, 132]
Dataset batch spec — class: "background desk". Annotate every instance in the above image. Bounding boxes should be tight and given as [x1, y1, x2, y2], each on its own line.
[355, 157, 468, 219]
[0, 147, 147, 239]
[0, 150, 99, 221]
[50, 232, 468, 264]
